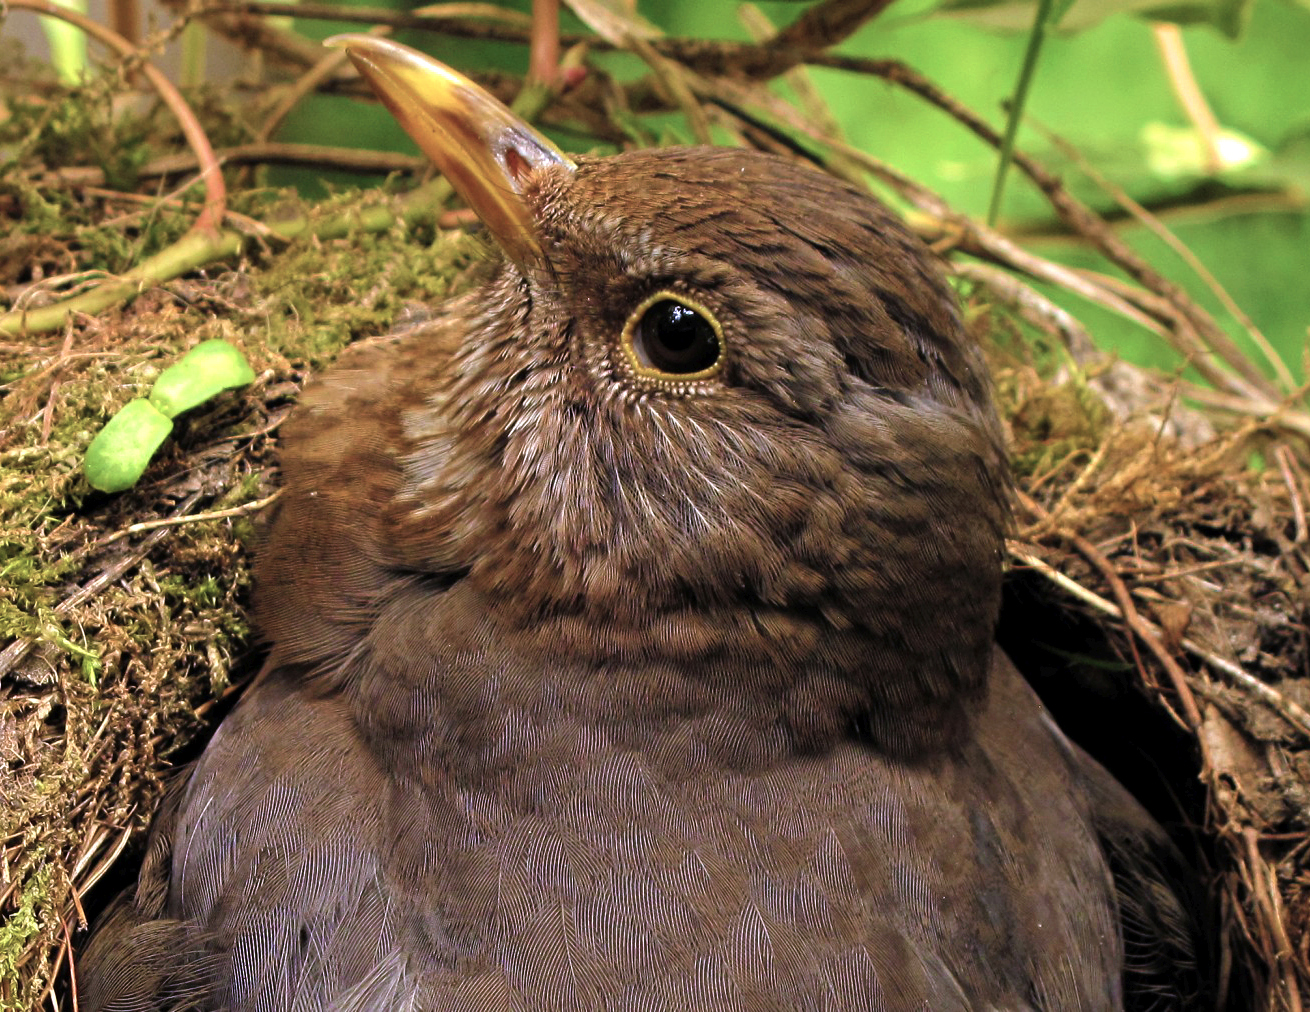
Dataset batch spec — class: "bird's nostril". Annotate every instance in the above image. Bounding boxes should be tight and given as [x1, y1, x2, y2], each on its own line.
[503, 146, 533, 186]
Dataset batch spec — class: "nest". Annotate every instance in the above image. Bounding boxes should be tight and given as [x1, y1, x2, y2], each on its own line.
[2, 3, 1308, 1008]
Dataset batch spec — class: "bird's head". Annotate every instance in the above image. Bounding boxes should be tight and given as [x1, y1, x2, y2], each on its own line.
[326, 37, 1012, 755]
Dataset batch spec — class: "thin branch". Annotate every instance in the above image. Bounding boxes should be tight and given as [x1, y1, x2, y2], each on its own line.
[1273, 445, 1308, 545]
[529, 0, 560, 86]
[1019, 490, 1204, 731]
[629, 36, 714, 146]
[256, 32, 381, 143]
[43, 143, 427, 188]
[808, 51, 1281, 402]
[951, 261, 1099, 363]
[99, 491, 280, 546]
[738, 3, 866, 188]
[204, 0, 891, 82]
[205, 0, 536, 43]
[765, 0, 899, 73]
[627, 48, 1277, 411]
[1038, 124, 1293, 391]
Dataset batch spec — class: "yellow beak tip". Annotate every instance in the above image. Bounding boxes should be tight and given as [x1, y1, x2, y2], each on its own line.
[315, 34, 573, 269]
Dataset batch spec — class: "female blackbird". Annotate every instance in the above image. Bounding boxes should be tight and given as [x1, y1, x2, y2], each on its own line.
[81, 36, 1203, 1011]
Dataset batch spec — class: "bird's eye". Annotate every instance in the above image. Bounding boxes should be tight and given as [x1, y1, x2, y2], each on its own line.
[621, 292, 723, 383]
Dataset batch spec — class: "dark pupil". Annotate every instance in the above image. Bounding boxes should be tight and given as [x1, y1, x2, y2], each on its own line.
[637, 300, 720, 374]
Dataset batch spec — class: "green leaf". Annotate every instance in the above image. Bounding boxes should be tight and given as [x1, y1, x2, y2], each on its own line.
[148, 339, 256, 420]
[1140, 121, 1267, 177]
[83, 399, 174, 493]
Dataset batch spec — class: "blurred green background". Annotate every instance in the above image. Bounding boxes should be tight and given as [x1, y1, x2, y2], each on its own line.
[273, 0, 1310, 380]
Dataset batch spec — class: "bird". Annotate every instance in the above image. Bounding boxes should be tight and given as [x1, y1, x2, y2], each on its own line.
[79, 35, 1205, 1011]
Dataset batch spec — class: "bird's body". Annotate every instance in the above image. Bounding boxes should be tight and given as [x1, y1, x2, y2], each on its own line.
[82, 41, 1202, 1011]
[121, 643, 1119, 1011]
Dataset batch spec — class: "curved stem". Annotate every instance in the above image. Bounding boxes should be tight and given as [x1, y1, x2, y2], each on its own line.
[1153, 23, 1223, 173]
[8, 0, 227, 235]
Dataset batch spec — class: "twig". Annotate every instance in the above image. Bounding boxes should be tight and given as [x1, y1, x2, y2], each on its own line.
[1244, 826, 1303, 1012]
[1038, 125, 1293, 390]
[206, 0, 536, 43]
[82, 187, 275, 243]
[943, 225, 1169, 340]
[43, 143, 428, 189]
[257, 32, 383, 143]
[1197, 651, 1310, 739]
[254, 1, 511, 138]
[99, 491, 280, 546]
[690, 60, 1304, 440]
[67, 821, 134, 899]
[1071, 267, 1269, 401]
[737, 3, 865, 188]
[763, 0, 898, 74]
[808, 52, 1281, 402]
[650, 61, 1237, 391]
[1010, 547, 1121, 616]
[189, 2, 343, 72]
[1023, 474, 1310, 732]
[110, 0, 139, 44]
[529, 0, 560, 85]
[951, 261, 1098, 363]
[1019, 490, 1204, 730]
[1011, 545, 1310, 739]
[629, 37, 713, 146]
[1273, 445, 1308, 545]
[206, 0, 889, 81]
[1178, 380, 1310, 442]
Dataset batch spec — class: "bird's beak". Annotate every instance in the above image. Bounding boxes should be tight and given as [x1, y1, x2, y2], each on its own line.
[326, 34, 575, 268]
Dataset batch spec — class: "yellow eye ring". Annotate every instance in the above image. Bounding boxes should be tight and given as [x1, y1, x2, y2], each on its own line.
[619, 291, 724, 386]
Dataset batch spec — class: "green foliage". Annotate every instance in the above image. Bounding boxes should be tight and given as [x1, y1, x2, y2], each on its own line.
[0, 81, 151, 192]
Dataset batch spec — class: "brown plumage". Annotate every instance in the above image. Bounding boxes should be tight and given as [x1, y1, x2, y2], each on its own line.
[81, 38, 1204, 1011]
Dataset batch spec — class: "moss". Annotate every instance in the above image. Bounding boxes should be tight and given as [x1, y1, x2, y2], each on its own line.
[1005, 372, 1114, 479]
[0, 864, 48, 976]
[245, 210, 477, 367]
[0, 71, 282, 296]
[2, 151, 474, 1001]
